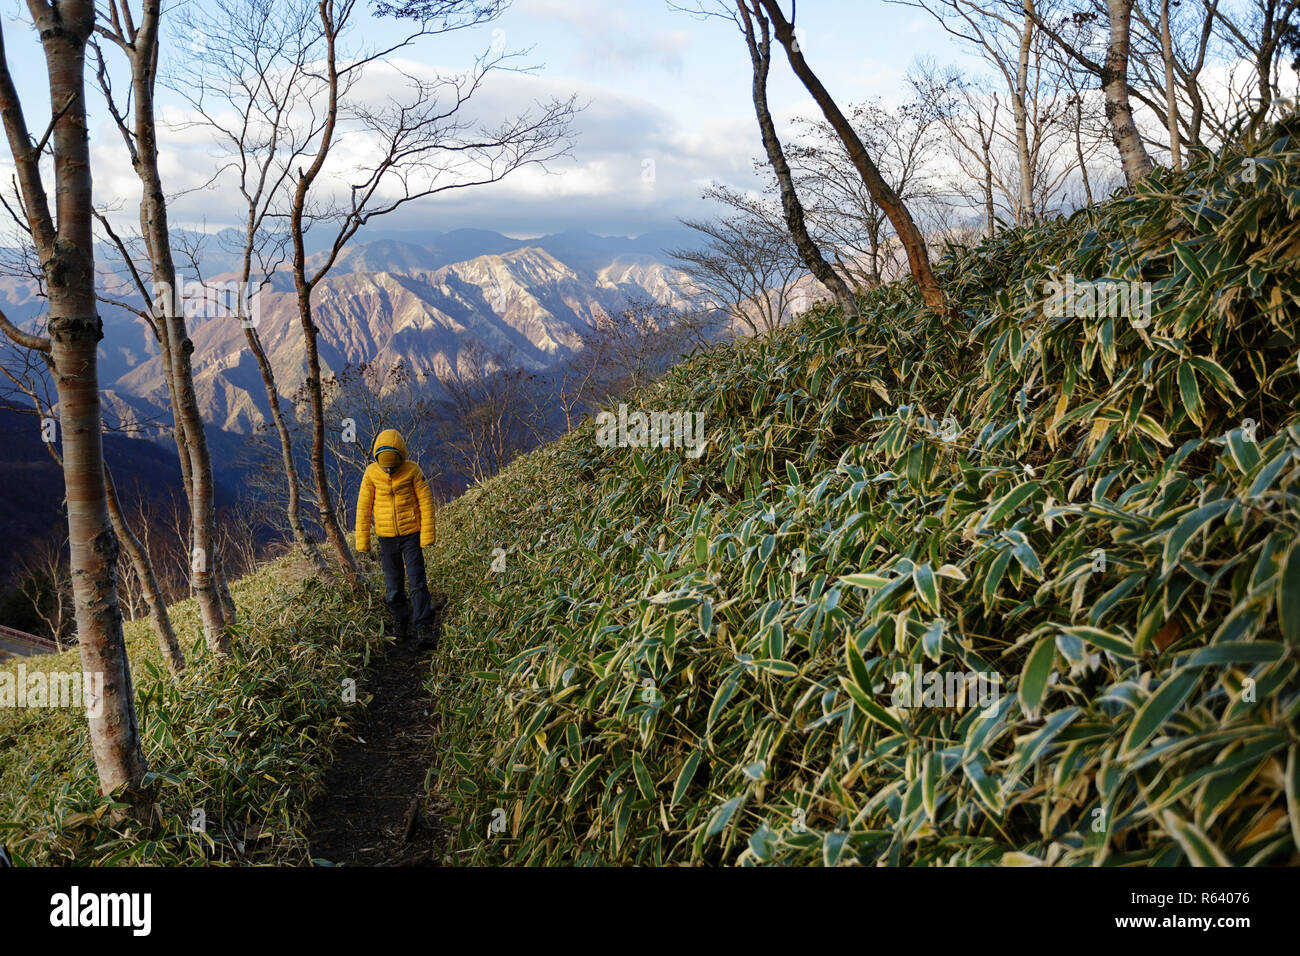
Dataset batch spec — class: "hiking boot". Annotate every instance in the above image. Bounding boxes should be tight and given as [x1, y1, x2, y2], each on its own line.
[415, 623, 440, 652]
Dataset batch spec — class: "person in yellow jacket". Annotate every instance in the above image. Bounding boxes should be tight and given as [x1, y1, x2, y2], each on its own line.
[355, 428, 439, 650]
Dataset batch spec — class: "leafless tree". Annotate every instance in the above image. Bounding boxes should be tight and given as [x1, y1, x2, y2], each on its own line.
[215, 497, 283, 583]
[670, 184, 810, 335]
[1204, 0, 1300, 133]
[893, 0, 1080, 224]
[17, 533, 72, 649]
[788, 97, 948, 286]
[755, 0, 946, 312]
[323, 361, 441, 482]
[93, 0, 231, 653]
[581, 299, 712, 402]
[0, 0, 148, 801]
[678, 2, 860, 318]
[1019, 0, 1156, 182]
[910, 63, 1008, 234]
[437, 340, 546, 484]
[284, 0, 578, 585]
[163, 0, 332, 576]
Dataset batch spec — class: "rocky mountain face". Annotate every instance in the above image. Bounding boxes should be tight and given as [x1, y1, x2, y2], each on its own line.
[2, 228, 705, 437]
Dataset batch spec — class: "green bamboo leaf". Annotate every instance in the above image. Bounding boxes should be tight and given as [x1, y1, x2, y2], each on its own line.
[912, 563, 939, 611]
[1161, 811, 1230, 866]
[1121, 668, 1201, 758]
[1012, 541, 1043, 580]
[983, 549, 1012, 608]
[1227, 428, 1261, 473]
[840, 677, 906, 736]
[706, 671, 740, 733]
[1177, 363, 1203, 427]
[663, 595, 700, 612]
[632, 752, 655, 800]
[921, 617, 944, 663]
[1162, 499, 1232, 573]
[963, 757, 1004, 814]
[999, 852, 1045, 866]
[613, 791, 633, 851]
[823, 830, 849, 866]
[1134, 413, 1173, 447]
[1172, 240, 1208, 282]
[1055, 631, 1086, 666]
[749, 658, 798, 677]
[1008, 707, 1080, 787]
[1099, 314, 1116, 375]
[1279, 539, 1300, 643]
[1248, 447, 1294, 497]
[1184, 641, 1284, 668]
[845, 631, 873, 691]
[936, 563, 968, 582]
[1059, 625, 1136, 660]
[567, 755, 604, 801]
[699, 598, 713, 636]
[978, 481, 1040, 531]
[747, 822, 777, 862]
[922, 751, 941, 821]
[840, 571, 890, 588]
[705, 795, 741, 838]
[670, 749, 702, 810]
[1186, 355, 1242, 398]
[1019, 634, 1056, 716]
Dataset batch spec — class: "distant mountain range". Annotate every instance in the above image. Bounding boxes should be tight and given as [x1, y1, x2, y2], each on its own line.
[0, 226, 708, 438]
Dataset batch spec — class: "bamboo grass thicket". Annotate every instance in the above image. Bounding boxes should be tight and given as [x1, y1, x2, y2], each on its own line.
[427, 121, 1300, 865]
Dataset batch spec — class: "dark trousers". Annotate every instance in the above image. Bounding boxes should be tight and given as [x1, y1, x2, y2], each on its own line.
[379, 532, 431, 637]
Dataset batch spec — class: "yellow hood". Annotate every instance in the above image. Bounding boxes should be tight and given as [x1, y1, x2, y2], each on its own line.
[372, 428, 407, 471]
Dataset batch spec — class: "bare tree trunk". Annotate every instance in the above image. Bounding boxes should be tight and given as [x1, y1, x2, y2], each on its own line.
[0, 0, 147, 800]
[294, 266, 360, 588]
[99, 0, 229, 652]
[983, 142, 996, 236]
[1160, 0, 1181, 168]
[1072, 96, 1095, 205]
[1014, 7, 1035, 223]
[167, 399, 194, 600]
[736, 3, 857, 320]
[214, 552, 236, 622]
[134, 2, 228, 653]
[754, 0, 945, 314]
[13, 384, 185, 677]
[105, 463, 185, 674]
[1102, 0, 1154, 184]
[240, 300, 330, 576]
[1023, 0, 1152, 185]
[289, 3, 360, 587]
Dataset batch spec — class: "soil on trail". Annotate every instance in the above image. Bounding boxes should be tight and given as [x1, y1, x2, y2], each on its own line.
[306, 638, 450, 866]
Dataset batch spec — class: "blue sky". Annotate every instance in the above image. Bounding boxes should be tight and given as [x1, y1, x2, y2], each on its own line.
[0, 0, 975, 239]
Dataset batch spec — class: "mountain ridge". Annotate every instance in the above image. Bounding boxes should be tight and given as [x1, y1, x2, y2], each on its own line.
[2, 228, 711, 438]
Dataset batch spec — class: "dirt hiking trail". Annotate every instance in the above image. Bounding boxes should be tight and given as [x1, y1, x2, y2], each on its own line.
[306, 637, 450, 866]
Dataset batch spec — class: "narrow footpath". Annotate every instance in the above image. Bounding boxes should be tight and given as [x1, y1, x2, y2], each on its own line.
[306, 636, 448, 866]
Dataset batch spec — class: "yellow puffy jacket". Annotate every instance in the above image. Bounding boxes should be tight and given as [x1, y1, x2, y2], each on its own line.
[355, 429, 436, 552]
